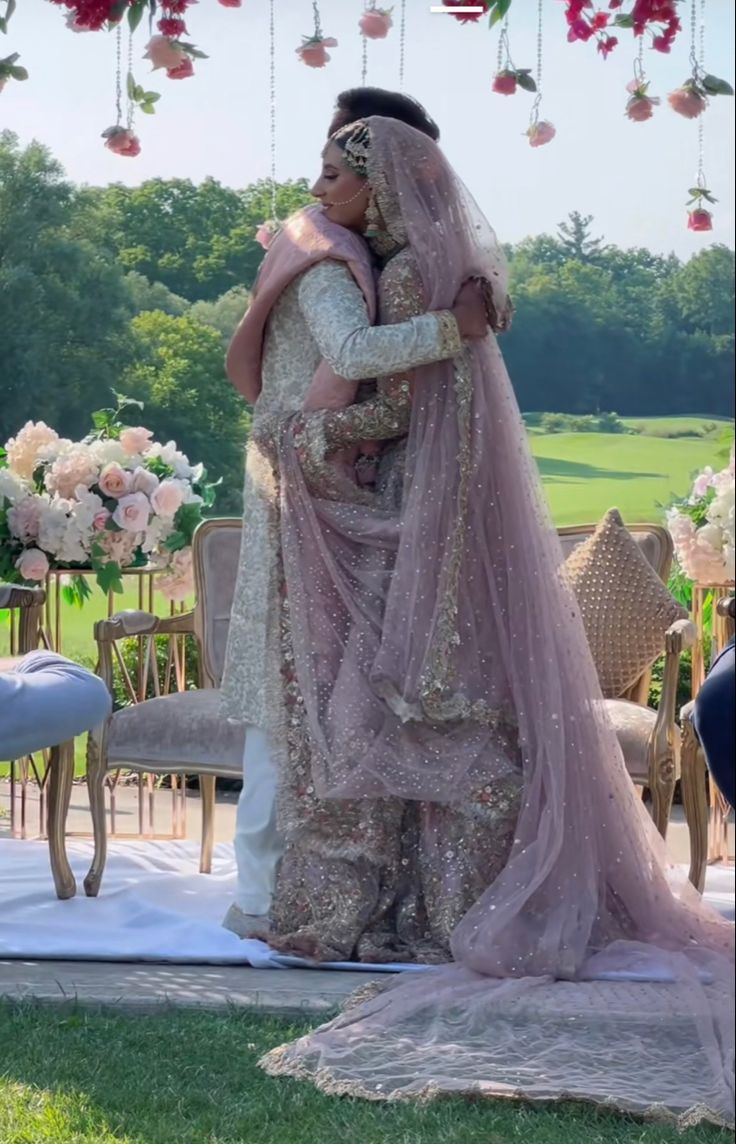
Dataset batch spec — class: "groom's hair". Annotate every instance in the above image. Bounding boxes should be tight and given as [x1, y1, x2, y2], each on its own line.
[329, 87, 440, 142]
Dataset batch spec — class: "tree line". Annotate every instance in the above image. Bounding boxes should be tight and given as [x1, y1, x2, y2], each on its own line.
[1, 132, 733, 513]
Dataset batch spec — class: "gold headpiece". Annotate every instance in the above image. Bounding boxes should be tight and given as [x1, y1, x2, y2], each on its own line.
[333, 120, 372, 178]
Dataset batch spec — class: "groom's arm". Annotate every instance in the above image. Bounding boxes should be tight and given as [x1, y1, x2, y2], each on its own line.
[297, 259, 461, 384]
[298, 251, 431, 450]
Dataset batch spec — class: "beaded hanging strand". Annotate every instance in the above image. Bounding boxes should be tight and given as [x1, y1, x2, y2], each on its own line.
[526, 0, 555, 148]
[256, 0, 280, 248]
[269, 0, 277, 222]
[126, 25, 134, 133]
[398, 0, 406, 90]
[101, 25, 140, 157]
[115, 24, 123, 128]
[685, 0, 716, 231]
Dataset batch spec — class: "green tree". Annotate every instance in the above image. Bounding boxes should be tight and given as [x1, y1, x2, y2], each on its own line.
[190, 287, 250, 345]
[120, 311, 249, 512]
[79, 177, 312, 303]
[0, 131, 133, 441]
[124, 271, 189, 317]
[556, 211, 608, 264]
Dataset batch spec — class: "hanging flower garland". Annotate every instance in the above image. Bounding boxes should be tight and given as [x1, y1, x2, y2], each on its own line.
[683, 0, 717, 232]
[492, 16, 535, 96]
[667, 0, 732, 119]
[625, 39, 660, 120]
[102, 25, 143, 157]
[297, 1, 338, 69]
[526, 0, 556, 148]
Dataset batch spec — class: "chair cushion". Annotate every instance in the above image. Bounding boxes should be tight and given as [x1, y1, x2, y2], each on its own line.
[565, 509, 687, 698]
[603, 698, 680, 784]
[106, 688, 245, 775]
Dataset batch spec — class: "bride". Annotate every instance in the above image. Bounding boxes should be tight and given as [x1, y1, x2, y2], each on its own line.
[257, 116, 734, 1127]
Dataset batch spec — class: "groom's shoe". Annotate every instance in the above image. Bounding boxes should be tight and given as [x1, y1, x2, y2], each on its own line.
[222, 903, 272, 940]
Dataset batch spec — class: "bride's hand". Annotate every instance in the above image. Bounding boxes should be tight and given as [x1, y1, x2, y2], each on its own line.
[451, 280, 490, 339]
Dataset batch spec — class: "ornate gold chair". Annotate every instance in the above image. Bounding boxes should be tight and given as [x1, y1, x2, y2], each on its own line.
[558, 514, 697, 850]
[84, 518, 245, 897]
[0, 583, 76, 899]
[680, 596, 735, 893]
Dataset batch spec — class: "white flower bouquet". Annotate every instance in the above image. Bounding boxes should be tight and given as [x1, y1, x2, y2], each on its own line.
[666, 452, 735, 585]
[0, 396, 218, 603]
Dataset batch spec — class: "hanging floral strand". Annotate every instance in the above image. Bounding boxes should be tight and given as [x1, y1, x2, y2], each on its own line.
[102, 25, 141, 157]
[256, 0, 281, 250]
[526, 0, 555, 147]
[297, 0, 338, 69]
[684, 0, 716, 232]
[668, 0, 732, 120]
[492, 15, 535, 97]
[625, 36, 660, 121]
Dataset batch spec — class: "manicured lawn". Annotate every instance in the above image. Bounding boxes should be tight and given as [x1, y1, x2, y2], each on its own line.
[529, 431, 719, 525]
[0, 1003, 730, 1144]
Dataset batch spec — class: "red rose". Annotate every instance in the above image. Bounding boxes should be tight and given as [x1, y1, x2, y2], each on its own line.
[688, 209, 713, 233]
[492, 71, 518, 96]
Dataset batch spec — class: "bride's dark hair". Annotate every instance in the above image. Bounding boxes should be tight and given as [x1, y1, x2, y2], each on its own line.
[329, 87, 440, 141]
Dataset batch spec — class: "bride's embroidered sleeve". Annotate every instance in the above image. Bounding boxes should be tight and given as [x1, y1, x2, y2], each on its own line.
[308, 250, 436, 450]
[297, 259, 461, 384]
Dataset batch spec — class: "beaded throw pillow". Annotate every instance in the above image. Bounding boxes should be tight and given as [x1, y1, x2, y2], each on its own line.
[564, 508, 687, 699]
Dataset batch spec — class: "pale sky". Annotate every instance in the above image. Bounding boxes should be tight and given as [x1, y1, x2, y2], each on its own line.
[2, 0, 734, 257]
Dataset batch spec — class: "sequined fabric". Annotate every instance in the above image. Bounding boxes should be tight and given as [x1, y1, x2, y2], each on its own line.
[220, 258, 461, 732]
[267, 245, 523, 963]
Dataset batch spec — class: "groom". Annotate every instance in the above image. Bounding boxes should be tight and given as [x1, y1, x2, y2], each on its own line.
[223, 87, 444, 941]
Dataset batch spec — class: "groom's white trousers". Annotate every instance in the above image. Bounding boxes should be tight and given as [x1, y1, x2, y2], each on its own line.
[234, 726, 283, 916]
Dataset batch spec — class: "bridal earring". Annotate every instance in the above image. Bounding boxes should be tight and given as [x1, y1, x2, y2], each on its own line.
[364, 191, 381, 239]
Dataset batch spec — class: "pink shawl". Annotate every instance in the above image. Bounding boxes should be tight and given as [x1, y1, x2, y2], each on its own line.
[225, 205, 377, 405]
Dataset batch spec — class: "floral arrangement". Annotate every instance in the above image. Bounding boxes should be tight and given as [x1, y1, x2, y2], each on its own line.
[0, 396, 217, 603]
[667, 453, 735, 585]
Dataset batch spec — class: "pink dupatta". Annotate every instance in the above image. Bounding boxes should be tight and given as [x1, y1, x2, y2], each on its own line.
[225, 205, 377, 406]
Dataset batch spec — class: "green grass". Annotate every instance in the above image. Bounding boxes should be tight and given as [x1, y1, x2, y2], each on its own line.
[528, 431, 720, 526]
[0, 1003, 729, 1144]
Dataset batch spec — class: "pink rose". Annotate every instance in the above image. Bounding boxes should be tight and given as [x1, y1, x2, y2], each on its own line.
[626, 95, 656, 122]
[98, 463, 133, 498]
[119, 426, 154, 456]
[255, 220, 279, 250]
[218, 0, 241, 6]
[492, 71, 517, 96]
[359, 9, 393, 39]
[667, 86, 707, 119]
[93, 509, 111, 532]
[167, 56, 195, 80]
[144, 34, 186, 72]
[112, 491, 151, 533]
[150, 479, 185, 518]
[527, 120, 556, 148]
[16, 547, 50, 582]
[296, 37, 338, 69]
[103, 128, 141, 158]
[688, 209, 713, 233]
[132, 466, 160, 496]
